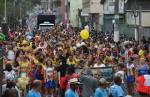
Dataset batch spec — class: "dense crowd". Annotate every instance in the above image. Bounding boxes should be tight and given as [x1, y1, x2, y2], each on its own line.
[1, 25, 150, 97]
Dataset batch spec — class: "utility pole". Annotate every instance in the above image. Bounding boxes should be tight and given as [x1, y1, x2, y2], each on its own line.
[139, 6, 142, 42]
[113, 0, 119, 42]
[133, 0, 138, 41]
[4, 0, 7, 23]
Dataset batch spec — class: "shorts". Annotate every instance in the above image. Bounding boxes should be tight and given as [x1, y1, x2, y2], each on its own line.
[45, 80, 56, 89]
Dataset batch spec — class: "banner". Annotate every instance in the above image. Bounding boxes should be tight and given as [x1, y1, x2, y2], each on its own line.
[75, 67, 114, 82]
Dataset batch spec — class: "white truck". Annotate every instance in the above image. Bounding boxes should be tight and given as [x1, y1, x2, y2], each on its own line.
[39, 21, 54, 30]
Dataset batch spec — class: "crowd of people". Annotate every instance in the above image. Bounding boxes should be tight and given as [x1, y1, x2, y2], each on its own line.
[1, 25, 150, 97]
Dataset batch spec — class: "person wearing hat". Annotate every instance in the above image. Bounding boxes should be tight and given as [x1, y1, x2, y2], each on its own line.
[65, 78, 80, 97]
[94, 78, 109, 97]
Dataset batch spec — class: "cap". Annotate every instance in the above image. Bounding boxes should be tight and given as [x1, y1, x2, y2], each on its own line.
[99, 78, 108, 84]
[69, 78, 82, 84]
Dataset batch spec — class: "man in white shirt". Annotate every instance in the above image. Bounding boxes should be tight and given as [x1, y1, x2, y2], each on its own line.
[7, 46, 15, 61]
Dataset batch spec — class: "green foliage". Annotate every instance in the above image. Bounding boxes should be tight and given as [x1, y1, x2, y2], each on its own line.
[0, 33, 6, 41]
[0, 0, 41, 25]
[0, 0, 4, 14]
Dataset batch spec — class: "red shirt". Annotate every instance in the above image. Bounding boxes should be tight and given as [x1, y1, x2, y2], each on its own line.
[60, 76, 68, 89]
[28, 71, 35, 83]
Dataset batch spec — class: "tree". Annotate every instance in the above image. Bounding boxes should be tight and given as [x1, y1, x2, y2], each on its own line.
[0, 0, 41, 27]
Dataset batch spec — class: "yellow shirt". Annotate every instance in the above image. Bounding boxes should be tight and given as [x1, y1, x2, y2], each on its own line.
[138, 49, 144, 58]
[42, 64, 46, 70]
[67, 59, 76, 66]
[74, 57, 79, 65]
[19, 61, 29, 72]
[21, 42, 32, 51]
[51, 58, 56, 65]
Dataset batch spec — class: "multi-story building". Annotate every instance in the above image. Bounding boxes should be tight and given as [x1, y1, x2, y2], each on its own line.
[41, 0, 51, 11]
[101, 0, 150, 39]
[126, 0, 150, 39]
[101, 0, 125, 33]
[67, 0, 83, 27]
[82, 0, 103, 31]
[52, 0, 61, 23]
[41, 0, 65, 23]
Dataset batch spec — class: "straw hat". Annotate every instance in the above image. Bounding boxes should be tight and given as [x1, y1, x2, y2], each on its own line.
[69, 78, 82, 84]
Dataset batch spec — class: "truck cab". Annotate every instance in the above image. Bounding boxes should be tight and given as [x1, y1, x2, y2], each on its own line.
[39, 22, 54, 30]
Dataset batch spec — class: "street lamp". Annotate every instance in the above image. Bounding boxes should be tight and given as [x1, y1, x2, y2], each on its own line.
[112, 19, 115, 32]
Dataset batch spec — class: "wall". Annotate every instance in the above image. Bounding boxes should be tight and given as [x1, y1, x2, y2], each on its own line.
[69, 0, 82, 27]
[90, 0, 101, 13]
[82, 0, 101, 14]
[126, 11, 150, 27]
[82, 0, 90, 13]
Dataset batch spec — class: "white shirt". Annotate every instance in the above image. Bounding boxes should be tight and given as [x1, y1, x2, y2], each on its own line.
[115, 70, 125, 83]
[4, 70, 16, 81]
[7, 50, 15, 61]
[126, 63, 135, 75]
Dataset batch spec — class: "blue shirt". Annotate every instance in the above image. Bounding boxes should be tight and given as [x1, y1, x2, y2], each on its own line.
[26, 90, 41, 97]
[65, 89, 79, 97]
[94, 87, 108, 97]
[138, 64, 148, 76]
[110, 84, 124, 97]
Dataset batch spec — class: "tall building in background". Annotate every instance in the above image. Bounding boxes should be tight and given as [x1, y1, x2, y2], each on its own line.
[41, 0, 61, 23]
[82, 0, 103, 31]
[126, 0, 150, 39]
[52, 0, 61, 23]
[67, 0, 82, 27]
[41, 0, 49, 10]
[101, 0, 150, 39]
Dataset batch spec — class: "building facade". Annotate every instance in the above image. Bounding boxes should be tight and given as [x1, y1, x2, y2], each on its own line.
[67, 0, 82, 27]
[126, 0, 150, 39]
[101, 0, 150, 39]
[82, 0, 103, 31]
[52, 0, 61, 23]
[41, 0, 66, 24]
